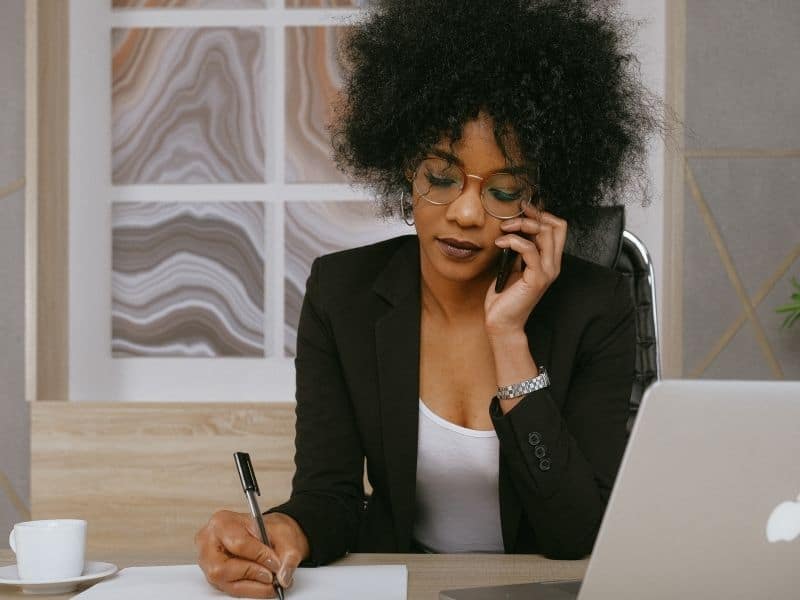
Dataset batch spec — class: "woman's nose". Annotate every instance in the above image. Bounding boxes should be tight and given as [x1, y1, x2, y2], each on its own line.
[445, 177, 485, 227]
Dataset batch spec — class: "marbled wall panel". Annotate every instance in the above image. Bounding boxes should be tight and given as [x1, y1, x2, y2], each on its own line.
[284, 201, 410, 355]
[113, 1, 267, 9]
[112, 202, 266, 357]
[285, 26, 348, 183]
[112, 27, 266, 184]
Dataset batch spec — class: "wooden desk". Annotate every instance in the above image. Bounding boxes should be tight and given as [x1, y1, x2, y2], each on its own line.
[0, 549, 587, 599]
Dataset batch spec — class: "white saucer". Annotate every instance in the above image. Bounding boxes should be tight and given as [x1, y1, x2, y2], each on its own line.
[0, 561, 118, 595]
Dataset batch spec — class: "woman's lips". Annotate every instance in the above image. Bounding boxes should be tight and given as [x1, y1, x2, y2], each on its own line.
[436, 238, 481, 260]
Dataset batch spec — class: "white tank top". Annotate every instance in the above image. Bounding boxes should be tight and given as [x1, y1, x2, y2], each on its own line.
[413, 399, 505, 553]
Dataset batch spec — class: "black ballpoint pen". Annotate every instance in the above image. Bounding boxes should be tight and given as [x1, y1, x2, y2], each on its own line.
[234, 452, 286, 600]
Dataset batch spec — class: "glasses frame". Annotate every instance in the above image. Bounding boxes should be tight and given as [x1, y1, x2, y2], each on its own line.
[410, 156, 539, 220]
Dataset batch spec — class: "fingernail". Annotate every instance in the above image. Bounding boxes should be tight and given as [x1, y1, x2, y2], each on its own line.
[278, 567, 294, 588]
[258, 569, 273, 584]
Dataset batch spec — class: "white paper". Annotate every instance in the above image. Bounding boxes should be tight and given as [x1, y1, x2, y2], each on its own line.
[73, 564, 407, 600]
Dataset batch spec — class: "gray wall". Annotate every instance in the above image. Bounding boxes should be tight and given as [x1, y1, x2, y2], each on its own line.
[0, 0, 30, 544]
[683, 0, 800, 379]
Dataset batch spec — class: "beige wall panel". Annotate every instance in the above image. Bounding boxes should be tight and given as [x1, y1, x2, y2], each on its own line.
[662, 0, 685, 377]
[0, 0, 25, 188]
[0, 190, 30, 543]
[682, 1, 800, 379]
[36, 0, 69, 401]
[684, 0, 800, 149]
[31, 403, 297, 554]
[1, 0, 29, 546]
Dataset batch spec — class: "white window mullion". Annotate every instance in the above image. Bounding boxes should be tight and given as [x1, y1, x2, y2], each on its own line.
[109, 184, 371, 203]
[109, 8, 363, 29]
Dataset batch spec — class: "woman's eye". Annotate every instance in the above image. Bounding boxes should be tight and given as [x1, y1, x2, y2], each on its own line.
[489, 188, 522, 202]
[426, 173, 457, 187]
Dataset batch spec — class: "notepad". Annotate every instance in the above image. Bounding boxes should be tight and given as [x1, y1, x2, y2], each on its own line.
[73, 564, 407, 599]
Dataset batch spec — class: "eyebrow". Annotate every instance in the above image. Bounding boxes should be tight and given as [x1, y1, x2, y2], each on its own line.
[430, 148, 464, 166]
[429, 148, 537, 177]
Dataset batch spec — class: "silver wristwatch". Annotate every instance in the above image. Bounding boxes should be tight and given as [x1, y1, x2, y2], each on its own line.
[496, 367, 550, 401]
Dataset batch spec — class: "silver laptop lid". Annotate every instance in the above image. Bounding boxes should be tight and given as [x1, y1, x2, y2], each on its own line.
[580, 379, 800, 600]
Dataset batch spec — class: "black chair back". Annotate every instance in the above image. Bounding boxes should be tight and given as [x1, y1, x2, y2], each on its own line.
[564, 206, 660, 431]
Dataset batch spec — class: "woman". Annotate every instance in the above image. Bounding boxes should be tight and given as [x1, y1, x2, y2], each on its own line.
[196, 0, 657, 596]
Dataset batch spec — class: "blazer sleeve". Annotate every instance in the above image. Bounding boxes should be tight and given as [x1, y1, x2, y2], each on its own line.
[267, 258, 365, 566]
[490, 272, 635, 559]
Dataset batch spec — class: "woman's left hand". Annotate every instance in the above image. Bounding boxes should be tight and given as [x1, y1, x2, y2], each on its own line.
[484, 206, 567, 338]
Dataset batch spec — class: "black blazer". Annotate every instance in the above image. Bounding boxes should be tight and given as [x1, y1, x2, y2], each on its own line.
[270, 234, 635, 564]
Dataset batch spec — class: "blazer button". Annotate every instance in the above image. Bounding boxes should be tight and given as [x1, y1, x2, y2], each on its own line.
[539, 458, 552, 471]
[534, 445, 547, 459]
[528, 432, 542, 446]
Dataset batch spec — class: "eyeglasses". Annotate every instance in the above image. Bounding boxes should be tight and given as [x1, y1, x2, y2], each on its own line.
[410, 156, 537, 220]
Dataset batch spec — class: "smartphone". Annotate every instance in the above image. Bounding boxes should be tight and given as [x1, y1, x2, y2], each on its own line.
[494, 247, 517, 292]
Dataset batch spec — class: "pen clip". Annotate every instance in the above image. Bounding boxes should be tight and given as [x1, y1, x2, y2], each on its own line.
[234, 452, 260, 496]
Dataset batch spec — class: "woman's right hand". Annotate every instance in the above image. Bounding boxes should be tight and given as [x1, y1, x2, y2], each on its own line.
[195, 510, 310, 598]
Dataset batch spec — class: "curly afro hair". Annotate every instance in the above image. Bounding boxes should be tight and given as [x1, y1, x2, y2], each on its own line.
[330, 0, 659, 232]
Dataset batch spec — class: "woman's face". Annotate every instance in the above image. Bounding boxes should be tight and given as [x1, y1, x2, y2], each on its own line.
[412, 114, 528, 287]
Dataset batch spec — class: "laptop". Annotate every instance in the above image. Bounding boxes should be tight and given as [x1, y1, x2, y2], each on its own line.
[441, 379, 800, 599]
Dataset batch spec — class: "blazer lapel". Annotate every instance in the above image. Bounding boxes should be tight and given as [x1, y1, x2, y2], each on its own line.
[373, 237, 421, 551]
[499, 299, 553, 552]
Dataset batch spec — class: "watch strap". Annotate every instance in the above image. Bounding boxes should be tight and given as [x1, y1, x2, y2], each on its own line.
[496, 366, 550, 400]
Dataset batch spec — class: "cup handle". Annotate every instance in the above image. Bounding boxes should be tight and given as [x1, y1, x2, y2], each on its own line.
[8, 529, 15, 554]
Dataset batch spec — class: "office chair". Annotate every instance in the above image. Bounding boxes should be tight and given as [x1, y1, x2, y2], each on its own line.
[564, 205, 660, 431]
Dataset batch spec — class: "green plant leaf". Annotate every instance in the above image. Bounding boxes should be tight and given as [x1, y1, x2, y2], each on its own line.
[776, 276, 800, 329]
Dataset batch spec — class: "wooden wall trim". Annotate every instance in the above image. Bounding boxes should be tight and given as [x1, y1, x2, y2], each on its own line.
[662, 0, 686, 378]
[31, 402, 297, 553]
[34, 0, 69, 401]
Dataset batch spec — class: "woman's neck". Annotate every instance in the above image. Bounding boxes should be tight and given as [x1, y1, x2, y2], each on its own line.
[419, 257, 493, 324]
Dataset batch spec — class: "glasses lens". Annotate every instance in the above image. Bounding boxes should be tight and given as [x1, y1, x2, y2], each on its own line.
[483, 173, 532, 218]
[413, 158, 464, 204]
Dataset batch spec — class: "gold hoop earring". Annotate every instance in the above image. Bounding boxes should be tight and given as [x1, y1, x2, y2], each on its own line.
[400, 191, 415, 226]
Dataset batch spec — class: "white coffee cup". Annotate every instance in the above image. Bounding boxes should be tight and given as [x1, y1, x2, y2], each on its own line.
[8, 519, 87, 581]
